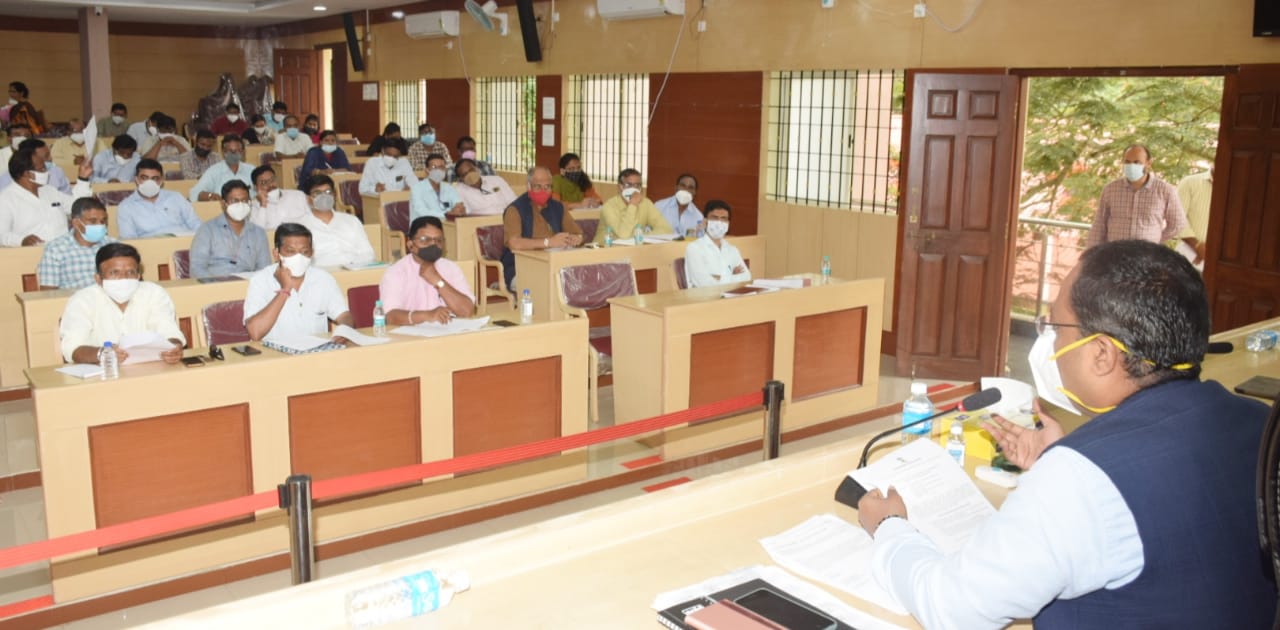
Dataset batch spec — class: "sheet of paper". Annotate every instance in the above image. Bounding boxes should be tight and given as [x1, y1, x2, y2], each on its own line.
[760, 514, 907, 615]
[57, 364, 104, 379]
[980, 376, 1035, 423]
[750, 278, 806, 290]
[362, 82, 378, 101]
[542, 96, 556, 120]
[341, 261, 389, 271]
[390, 316, 491, 338]
[117, 331, 177, 365]
[331, 324, 390, 346]
[232, 271, 257, 280]
[651, 565, 908, 630]
[541, 123, 555, 147]
[268, 333, 333, 353]
[82, 116, 98, 156]
[642, 233, 681, 243]
[847, 439, 996, 554]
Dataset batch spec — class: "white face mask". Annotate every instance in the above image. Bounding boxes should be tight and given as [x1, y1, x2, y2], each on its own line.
[137, 179, 162, 198]
[381, 155, 398, 168]
[321, 143, 338, 154]
[6, 98, 17, 106]
[255, 126, 267, 134]
[1027, 328, 1083, 416]
[146, 125, 158, 136]
[158, 132, 174, 140]
[273, 113, 286, 123]
[70, 132, 85, 145]
[227, 114, 240, 123]
[114, 153, 129, 165]
[705, 219, 729, 239]
[621, 187, 640, 201]
[111, 115, 125, 124]
[10, 136, 24, 148]
[29, 170, 49, 187]
[226, 201, 251, 221]
[265, 188, 282, 204]
[102, 278, 140, 304]
[1122, 163, 1146, 182]
[674, 189, 693, 206]
[280, 253, 311, 277]
[428, 168, 447, 183]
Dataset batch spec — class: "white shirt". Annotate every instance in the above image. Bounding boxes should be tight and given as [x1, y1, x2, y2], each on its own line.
[243, 264, 348, 344]
[0, 179, 92, 247]
[684, 235, 751, 288]
[59, 281, 186, 363]
[298, 210, 376, 268]
[273, 133, 313, 157]
[250, 189, 310, 230]
[871, 446, 1143, 630]
[359, 156, 419, 196]
[455, 175, 517, 216]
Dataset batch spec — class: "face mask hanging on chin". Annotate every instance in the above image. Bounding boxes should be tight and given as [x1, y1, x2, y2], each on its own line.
[1027, 329, 1119, 415]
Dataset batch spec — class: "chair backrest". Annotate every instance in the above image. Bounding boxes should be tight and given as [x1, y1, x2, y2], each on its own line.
[339, 178, 363, 216]
[96, 189, 132, 206]
[172, 249, 191, 280]
[347, 284, 380, 329]
[558, 261, 638, 311]
[385, 200, 411, 237]
[673, 257, 688, 290]
[294, 164, 304, 185]
[165, 169, 185, 181]
[201, 300, 249, 347]
[1257, 397, 1280, 593]
[475, 225, 506, 261]
[350, 161, 366, 173]
[577, 218, 599, 245]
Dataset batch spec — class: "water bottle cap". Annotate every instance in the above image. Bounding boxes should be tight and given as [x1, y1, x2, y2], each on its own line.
[103, 341, 113, 348]
[951, 423, 964, 435]
[375, 299, 382, 306]
[444, 569, 471, 592]
[910, 381, 927, 395]
[523, 289, 530, 296]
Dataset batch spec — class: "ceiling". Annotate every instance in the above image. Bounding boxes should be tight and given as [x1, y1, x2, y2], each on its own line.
[0, 0, 432, 27]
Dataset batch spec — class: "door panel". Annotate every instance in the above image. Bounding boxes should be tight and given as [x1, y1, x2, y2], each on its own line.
[274, 49, 323, 124]
[1203, 65, 1280, 331]
[896, 72, 1020, 380]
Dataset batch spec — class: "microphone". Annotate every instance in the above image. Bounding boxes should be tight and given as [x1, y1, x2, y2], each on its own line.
[1207, 341, 1233, 354]
[856, 387, 1002, 469]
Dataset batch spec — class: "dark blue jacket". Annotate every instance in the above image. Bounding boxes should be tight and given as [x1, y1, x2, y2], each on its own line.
[501, 194, 566, 290]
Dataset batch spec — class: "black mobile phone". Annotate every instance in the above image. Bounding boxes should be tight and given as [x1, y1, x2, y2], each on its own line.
[491, 320, 519, 327]
[1235, 375, 1280, 401]
[734, 588, 837, 630]
[231, 344, 262, 356]
[180, 356, 206, 367]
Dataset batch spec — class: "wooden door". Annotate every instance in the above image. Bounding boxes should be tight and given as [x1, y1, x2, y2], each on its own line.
[1203, 64, 1280, 331]
[274, 49, 323, 123]
[895, 72, 1021, 380]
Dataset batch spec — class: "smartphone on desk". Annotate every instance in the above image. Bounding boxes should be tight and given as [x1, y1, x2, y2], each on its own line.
[180, 356, 206, 368]
[491, 320, 519, 328]
[734, 588, 837, 630]
[231, 344, 262, 356]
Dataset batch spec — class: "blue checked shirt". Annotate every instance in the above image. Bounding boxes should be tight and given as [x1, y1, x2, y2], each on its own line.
[36, 230, 118, 289]
[189, 214, 271, 278]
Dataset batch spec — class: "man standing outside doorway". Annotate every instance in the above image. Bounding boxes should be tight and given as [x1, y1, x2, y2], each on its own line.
[1085, 144, 1188, 248]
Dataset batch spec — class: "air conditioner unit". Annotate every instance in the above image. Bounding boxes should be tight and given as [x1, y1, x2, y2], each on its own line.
[597, 0, 686, 21]
[405, 11, 461, 39]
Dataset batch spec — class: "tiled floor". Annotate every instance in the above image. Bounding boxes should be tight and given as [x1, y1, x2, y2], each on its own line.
[0, 355, 954, 627]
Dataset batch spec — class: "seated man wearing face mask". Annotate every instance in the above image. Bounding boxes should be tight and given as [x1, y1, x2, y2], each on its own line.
[190, 135, 253, 202]
[450, 158, 515, 217]
[655, 173, 703, 238]
[139, 115, 191, 164]
[297, 174, 375, 268]
[59, 243, 186, 365]
[117, 159, 201, 239]
[408, 123, 452, 172]
[179, 129, 220, 180]
[0, 132, 72, 193]
[684, 200, 750, 288]
[37, 198, 117, 290]
[501, 166, 584, 291]
[379, 216, 475, 325]
[857, 239, 1276, 630]
[409, 154, 462, 221]
[359, 138, 417, 197]
[210, 103, 248, 137]
[249, 165, 309, 230]
[594, 168, 673, 244]
[50, 118, 89, 167]
[450, 136, 495, 181]
[90, 135, 140, 184]
[0, 142, 94, 247]
[189, 180, 270, 279]
[126, 111, 164, 148]
[273, 114, 314, 160]
[96, 102, 130, 138]
[298, 129, 352, 190]
[243, 222, 352, 344]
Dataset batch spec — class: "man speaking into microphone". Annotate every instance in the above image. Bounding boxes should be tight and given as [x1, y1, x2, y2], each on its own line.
[857, 240, 1275, 629]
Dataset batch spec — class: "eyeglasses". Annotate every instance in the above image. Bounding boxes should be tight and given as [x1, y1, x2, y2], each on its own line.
[414, 236, 445, 245]
[101, 269, 141, 279]
[1033, 314, 1084, 336]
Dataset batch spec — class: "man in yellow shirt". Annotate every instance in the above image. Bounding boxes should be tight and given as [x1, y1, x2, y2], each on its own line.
[50, 118, 89, 166]
[1174, 169, 1211, 265]
[593, 168, 674, 245]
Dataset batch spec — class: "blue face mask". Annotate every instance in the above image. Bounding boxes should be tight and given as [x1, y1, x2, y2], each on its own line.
[81, 223, 107, 243]
[286, 127, 300, 139]
[420, 134, 436, 145]
[45, 161, 55, 171]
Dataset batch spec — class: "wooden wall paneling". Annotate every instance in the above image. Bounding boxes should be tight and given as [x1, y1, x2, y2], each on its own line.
[88, 404, 253, 528]
[757, 202, 791, 278]
[856, 212, 900, 333]
[647, 72, 763, 235]
[426, 78, 471, 154]
[785, 205, 825, 275]
[345, 79, 381, 145]
[535, 75, 562, 170]
[688, 322, 775, 408]
[792, 307, 867, 399]
[452, 356, 562, 458]
[287, 378, 422, 483]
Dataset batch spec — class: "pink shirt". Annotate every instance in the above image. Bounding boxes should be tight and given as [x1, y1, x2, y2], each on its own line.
[378, 254, 475, 312]
[1087, 176, 1187, 247]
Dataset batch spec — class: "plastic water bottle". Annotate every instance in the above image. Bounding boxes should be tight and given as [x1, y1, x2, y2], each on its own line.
[604, 226, 614, 247]
[1246, 329, 1278, 352]
[821, 255, 832, 284]
[946, 422, 966, 465]
[99, 342, 119, 380]
[520, 289, 533, 324]
[345, 568, 470, 629]
[901, 381, 934, 443]
[633, 226, 644, 245]
[372, 299, 387, 336]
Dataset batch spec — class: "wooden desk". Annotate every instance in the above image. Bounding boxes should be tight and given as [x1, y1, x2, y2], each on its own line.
[30, 315, 589, 602]
[443, 208, 602, 265]
[1202, 316, 1280, 396]
[514, 235, 767, 323]
[105, 200, 221, 239]
[611, 277, 883, 459]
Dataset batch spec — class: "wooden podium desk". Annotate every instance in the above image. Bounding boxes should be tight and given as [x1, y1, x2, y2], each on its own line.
[28, 314, 589, 602]
[444, 208, 601, 265]
[611, 277, 883, 459]
[514, 235, 766, 323]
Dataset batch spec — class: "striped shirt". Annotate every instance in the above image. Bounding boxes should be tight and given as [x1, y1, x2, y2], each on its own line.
[1086, 176, 1187, 247]
[36, 230, 118, 289]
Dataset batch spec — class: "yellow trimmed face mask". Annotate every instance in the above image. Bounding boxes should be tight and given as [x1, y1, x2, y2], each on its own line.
[1029, 327, 1196, 416]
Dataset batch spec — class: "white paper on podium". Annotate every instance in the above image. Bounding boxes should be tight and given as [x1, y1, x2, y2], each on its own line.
[391, 316, 491, 338]
[57, 364, 104, 379]
[117, 331, 178, 365]
[760, 514, 908, 615]
[331, 324, 390, 346]
[846, 439, 996, 555]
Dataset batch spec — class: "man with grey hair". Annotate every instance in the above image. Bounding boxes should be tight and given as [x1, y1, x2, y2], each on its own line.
[1086, 143, 1188, 247]
[499, 165, 583, 290]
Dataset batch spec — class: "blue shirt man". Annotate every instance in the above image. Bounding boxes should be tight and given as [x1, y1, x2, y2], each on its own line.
[654, 174, 702, 237]
[189, 180, 271, 278]
[409, 162, 463, 221]
[189, 136, 254, 203]
[118, 159, 202, 238]
[90, 140, 141, 184]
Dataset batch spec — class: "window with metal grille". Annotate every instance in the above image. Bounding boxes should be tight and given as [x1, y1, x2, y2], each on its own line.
[565, 74, 650, 184]
[474, 76, 537, 172]
[381, 80, 427, 131]
[766, 70, 904, 213]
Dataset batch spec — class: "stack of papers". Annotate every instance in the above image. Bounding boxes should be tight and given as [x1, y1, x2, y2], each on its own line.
[751, 278, 808, 290]
[331, 325, 391, 346]
[56, 364, 104, 379]
[391, 316, 491, 338]
[265, 333, 334, 353]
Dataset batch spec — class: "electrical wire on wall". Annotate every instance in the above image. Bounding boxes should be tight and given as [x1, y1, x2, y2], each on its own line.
[457, 31, 472, 87]
[647, 5, 691, 125]
[687, 0, 706, 39]
[927, 0, 985, 33]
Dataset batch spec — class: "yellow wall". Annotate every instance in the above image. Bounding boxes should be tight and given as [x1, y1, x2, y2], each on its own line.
[0, 30, 83, 122]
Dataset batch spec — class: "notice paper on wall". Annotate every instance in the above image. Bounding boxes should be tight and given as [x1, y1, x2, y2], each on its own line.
[541, 124, 555, 147]
[363, 82, 378, 101]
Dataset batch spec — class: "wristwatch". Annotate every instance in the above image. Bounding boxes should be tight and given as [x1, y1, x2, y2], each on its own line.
[543, 237, 549, 247]
[435, 279, 445, 289]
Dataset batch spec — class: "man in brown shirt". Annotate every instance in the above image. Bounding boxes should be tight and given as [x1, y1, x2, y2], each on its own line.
[500, 166, 583, 290]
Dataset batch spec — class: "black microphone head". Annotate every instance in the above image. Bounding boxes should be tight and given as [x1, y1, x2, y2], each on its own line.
[958, 387, 1002, 412]
[1206, 341, 1233, 354]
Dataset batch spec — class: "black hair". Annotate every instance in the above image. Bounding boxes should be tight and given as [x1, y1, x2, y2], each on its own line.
[250, 114, 266, 124]
[148, 111, 165, 123]
[384, 122, 402, 135]
[71, 197, 106, 219]
[95, 243, 141, 274]
[417, 122, 432, 134]
[384, 138, 410, 156]
[112, 135, 138, 151]
[155, 114, 177, 130]
[1071, 240, 1209, 385]
[618, 168, 641, 183]
[704, 199, 731, 219]
[8, 82, 28, 98]
[17, 138, 45, 152]
[136, 158, 164, 175]
[319, 129, 338, 142]
[558, 153, 581, 169]
[7, 123, 31, 135]
[425, 152, 447, 167]
[453, 158, 477, 176]
[110, 102, 127, 113]
[274, 222, 312, 249]
[304, 114, 320, 125]
[283, 114, 300, 126]
[195, 129, 216, 141]
[676, 173, 698, 188]
[220, 179, 250, 199]
[221, 134, 244, 150]
[456, 135, 476, 150]
[409, 216, 444, 240]
[272, 101, 288, 111]
[304, 173, 335, 194]
[251, 165, 276, 185]
[225, 103, 240, 112]
[8, 147, 34, 180]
